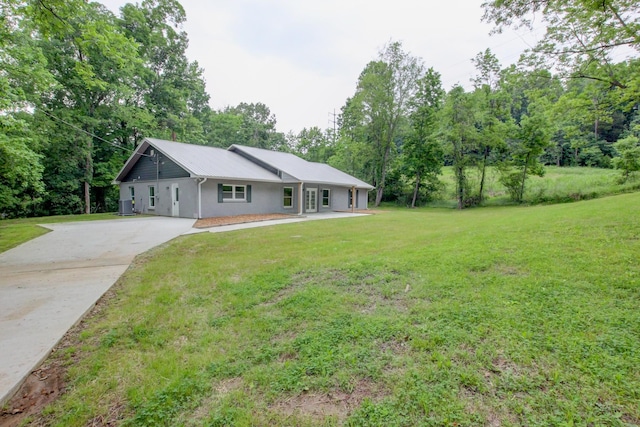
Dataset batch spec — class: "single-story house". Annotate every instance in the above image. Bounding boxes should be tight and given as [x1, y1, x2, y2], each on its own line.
[113, 138, 374, 219]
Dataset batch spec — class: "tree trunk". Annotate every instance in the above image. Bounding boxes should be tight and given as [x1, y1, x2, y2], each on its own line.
[519, 153, 530, 202]
[411, 172, 421, 208]
[456, 165, 465, 210]
[374, 143, 392, 207]
[479, 146, 489, 203]
[375, 186, 384, 207]
[84, 138, 92, 214]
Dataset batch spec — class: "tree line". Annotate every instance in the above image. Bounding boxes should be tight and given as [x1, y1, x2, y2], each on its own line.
[1, 0, 639, 217]
[1, 0, 288, 217]
[288, 0, 640, 208]
[289, 43, 639, 209]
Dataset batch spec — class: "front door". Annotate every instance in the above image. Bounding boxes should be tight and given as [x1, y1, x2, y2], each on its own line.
[305, 188, 317, 213]
[171, 183, 180, 217]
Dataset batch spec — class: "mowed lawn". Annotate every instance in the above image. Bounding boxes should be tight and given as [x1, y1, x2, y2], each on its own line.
[28, 194, 640, 426]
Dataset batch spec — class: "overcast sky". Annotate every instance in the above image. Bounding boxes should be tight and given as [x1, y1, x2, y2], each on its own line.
[100, 0, 542, 134]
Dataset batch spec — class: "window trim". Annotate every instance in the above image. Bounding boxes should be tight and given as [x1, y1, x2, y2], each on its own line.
[222, 184, 247, 202]
[148, 185, 156, 209]
[322, 188, 330, 207]
[283, 186, 294, 208]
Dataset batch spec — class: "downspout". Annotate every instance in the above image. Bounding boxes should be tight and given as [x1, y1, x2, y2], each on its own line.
[299, 182, 303, 216]
[198, 177, 208, 219]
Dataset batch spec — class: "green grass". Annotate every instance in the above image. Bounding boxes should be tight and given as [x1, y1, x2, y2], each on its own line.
[423, 166, 640, 208]
[0, 212, 125, 254]
[29, 193, 640, 426]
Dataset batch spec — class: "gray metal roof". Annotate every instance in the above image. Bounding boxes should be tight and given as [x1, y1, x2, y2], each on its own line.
[114, 138, 281, 183]
[229, 145, 375, 189]
[114, 138, 374, 189]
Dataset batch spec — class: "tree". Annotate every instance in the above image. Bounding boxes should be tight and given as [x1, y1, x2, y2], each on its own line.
[342, 41, 424, 206]
[441, 86, 480, 209]
[470, 49, 511, 203]
[482, 0, 639, 91]
[119, 0, 210, 143]
[219, 102, 286, 150]
[403, 68, 445, 208]
[499, 99, 553, 202]
[0, 116, 45, 216]
[0, 1, 52, 216]
[36, 1, 140, 214]
[612, 135, 640, 181]
[289, 127, 333, 162]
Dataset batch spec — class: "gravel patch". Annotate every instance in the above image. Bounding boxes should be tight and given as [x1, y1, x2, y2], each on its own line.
[194, 214, 298, 229]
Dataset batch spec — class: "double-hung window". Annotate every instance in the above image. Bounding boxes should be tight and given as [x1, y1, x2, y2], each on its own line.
[149, 186, 156, 208]
[322, 189, 330, 207]
[283, 187, 293, 208]
[222, 184, 246, 201]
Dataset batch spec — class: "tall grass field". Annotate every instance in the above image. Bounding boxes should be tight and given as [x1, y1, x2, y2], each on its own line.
[425, 166, 640, 207]
[19, 192, 640, 426]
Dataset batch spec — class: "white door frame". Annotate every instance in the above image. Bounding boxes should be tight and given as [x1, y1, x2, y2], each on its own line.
[305, 187, 318, 213]
[171, 183, 180, 217]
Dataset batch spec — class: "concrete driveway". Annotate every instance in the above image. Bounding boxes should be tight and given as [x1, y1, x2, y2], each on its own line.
[0, 216, 196, 405]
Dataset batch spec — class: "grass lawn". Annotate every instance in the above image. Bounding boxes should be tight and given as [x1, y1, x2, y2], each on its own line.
[0, 213, 126, 254]
[21, 193, 640, 426]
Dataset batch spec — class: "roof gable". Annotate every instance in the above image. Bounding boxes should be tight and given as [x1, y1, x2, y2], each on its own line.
[228, 145, 374, 189]
[114, 138, 281, 183]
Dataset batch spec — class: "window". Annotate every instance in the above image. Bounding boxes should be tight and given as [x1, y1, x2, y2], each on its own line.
[283, 187, 293, 208]
[222, 184, 246, 201]
[149, 185, 156, 208]
[322, 189, 330, 207]
[129, 186, 135, 200]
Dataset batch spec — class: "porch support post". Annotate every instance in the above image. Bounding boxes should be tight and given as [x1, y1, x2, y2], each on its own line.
[351, 186, 356, 213]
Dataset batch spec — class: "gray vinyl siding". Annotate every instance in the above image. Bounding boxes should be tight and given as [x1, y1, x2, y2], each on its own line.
[329, 187, 369, 211]
[120, 178, 369, 219]
[200, 180, 300, 218]
[122, 146, 190, 182]
[120, 178, 198, 218]
[281, 171, 299, 183]
[300, 185, 369, 212]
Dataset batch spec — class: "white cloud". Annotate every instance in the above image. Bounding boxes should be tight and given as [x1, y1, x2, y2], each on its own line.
[100, 0, 541, 133]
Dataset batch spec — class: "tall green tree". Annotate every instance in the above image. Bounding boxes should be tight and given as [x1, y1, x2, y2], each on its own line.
[441, 86, 480, 209]
[289, 127, 333, 162]
[36, 1, 140, 214]
[499, 99, 553, 202]
[342, 41, 424, 206]
[471, 49, 511, 203]
[218, 102, 286, 150]
[403, 68, 445, 208]
[0, 0, 52, 216]
[119, 0, 210, 143]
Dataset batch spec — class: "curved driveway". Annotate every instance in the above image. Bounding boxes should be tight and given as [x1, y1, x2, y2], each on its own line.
[0, 217, 197, 405]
